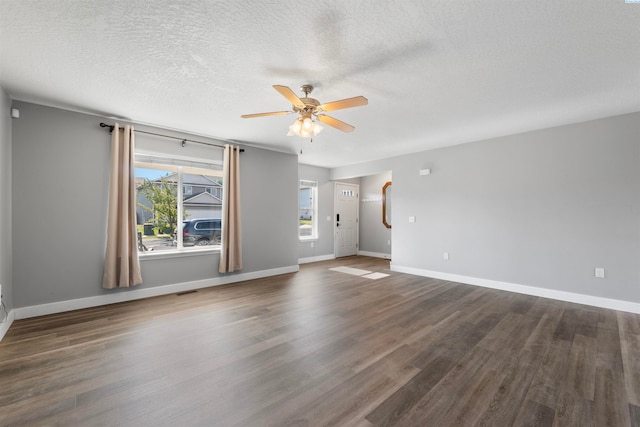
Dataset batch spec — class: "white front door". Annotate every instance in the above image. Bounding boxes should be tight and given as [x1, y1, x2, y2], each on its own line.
[335, 182, 359, 258]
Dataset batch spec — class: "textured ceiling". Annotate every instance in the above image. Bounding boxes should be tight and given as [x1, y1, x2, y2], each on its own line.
[1, 1, 639, 168]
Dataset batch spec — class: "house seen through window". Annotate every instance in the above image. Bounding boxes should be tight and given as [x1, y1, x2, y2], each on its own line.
[299, 180, 318, 239]
[135, 156, 223, 252]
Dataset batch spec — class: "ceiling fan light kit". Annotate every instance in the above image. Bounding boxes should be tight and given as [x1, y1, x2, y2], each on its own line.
[287, 116, 323, 138]
[241, 84, 367, 138]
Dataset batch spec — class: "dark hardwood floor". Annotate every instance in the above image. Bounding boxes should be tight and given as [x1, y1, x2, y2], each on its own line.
[1, 256, 639, 426]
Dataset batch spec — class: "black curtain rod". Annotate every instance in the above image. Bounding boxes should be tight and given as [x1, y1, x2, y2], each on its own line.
[99, 122, 244, 152]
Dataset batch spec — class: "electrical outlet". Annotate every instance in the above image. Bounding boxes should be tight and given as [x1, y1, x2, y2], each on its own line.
[443, 252, 449, 260]
[387, 240, 391, 245]
[310, 241, 314, 248]
[409, 216, 416, 223]
[595, 268, 605, 278]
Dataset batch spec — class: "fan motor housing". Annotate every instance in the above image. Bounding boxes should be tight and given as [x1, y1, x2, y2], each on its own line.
[294, 97, 320, 114]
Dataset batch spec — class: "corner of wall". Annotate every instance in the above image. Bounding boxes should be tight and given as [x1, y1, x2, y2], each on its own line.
[0, 86, 14, 323]
[0, 308, 15, 342]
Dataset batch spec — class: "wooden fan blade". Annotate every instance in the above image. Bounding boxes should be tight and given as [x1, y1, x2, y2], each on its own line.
[318, 96, 368, 112]
[241, 111, 290, 118]
[316, 114, 355, 133]
[273, 85, 306, 108]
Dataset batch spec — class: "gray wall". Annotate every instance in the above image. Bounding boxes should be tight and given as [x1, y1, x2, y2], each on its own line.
[298, 163, 335, 260]
[0, 87, 12, 311]
[359, 171, 392, 257]
[332, 112, 640, 304]
[12, 101, 298, 308]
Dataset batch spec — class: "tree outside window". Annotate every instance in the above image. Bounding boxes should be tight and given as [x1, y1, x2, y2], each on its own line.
[138, 177, 182, 235]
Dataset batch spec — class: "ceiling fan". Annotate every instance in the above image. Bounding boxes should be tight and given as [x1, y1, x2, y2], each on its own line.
[241, 84, 368, 138]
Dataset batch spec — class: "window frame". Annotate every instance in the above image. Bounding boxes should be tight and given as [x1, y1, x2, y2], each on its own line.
[299, 179, 318, 241]
[134, 158, 223, 257]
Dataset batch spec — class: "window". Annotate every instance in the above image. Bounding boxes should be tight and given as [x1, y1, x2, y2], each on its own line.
[206, 186, 222, 198]
[135, 155, 223, 253]
[299, 180, 318, 239]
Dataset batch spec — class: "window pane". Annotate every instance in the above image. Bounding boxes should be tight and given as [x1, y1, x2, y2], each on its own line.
[135, 167, 178, 252]
[299, 181, 317, 238]
[182, 172, 223, 247]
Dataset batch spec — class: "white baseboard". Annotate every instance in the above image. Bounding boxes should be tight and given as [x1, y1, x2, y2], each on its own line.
[391, 264, 640, 314]
[0, 308, 15, 341]
[298, 254, 335, 264]
[358, 251, 391, 259]
[14, 265, 300, 320]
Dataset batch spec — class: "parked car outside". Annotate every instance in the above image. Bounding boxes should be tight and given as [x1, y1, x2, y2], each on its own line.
[175, 218, 222, 246]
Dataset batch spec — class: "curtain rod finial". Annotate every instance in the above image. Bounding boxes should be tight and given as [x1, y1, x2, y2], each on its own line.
[100, 122, 115, 133]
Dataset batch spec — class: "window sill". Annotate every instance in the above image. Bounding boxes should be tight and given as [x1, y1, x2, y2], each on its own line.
[139, 247, 220, 261]
[299, 237, 318, 242]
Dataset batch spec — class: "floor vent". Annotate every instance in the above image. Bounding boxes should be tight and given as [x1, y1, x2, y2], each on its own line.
[176, 290, 198, 296]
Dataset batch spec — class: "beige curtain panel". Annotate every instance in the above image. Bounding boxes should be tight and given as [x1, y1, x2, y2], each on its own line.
[103, 124, 143, 288]
[219, 144, 243, 273]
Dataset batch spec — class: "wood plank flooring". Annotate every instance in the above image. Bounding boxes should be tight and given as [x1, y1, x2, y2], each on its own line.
[1, 256, 639, 426]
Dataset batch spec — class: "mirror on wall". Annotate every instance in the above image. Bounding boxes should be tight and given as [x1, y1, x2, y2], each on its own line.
[382, 181, 392, 228]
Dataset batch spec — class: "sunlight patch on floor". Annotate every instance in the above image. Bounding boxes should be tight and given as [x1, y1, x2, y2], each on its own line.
[329, 266, 389, 280]
[362, 272, 389, 280]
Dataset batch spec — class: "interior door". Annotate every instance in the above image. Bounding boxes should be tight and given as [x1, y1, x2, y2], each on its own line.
[335, 182, 359, 258]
